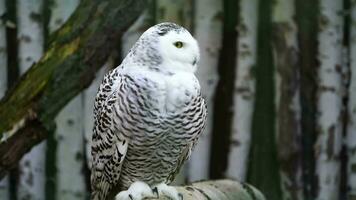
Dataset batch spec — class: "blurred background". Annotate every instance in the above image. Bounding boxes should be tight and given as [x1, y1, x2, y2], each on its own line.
[0, 0, 354, 200]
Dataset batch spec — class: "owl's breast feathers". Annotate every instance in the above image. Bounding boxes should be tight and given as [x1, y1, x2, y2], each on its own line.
[114, 67, 207, 188]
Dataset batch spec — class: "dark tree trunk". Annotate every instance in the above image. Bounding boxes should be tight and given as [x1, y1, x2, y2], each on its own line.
[295, 0, 319, 199]
[247, 0, 282, 199]
[0, 0, 147, 179]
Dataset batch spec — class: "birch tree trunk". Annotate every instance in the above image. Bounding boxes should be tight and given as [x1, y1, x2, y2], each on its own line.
[189, 0, 222, 182]
[48, 1, 87, 199]
[226, 0, 257, 182]
[48, 0, 78, 32]
[17, 1, 45, 199]
[0, 0, 8, 198]
[347, 1, 356, 198]
[315, 0, 344, 199]
[271, 0, 303, 199]
[55, 98, 86, 199]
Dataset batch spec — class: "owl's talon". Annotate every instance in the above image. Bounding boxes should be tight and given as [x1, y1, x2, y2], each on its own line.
[115, 181, 154, 200]
[153, 183, 181, 200]
[129, 194, 134, 200]
[178, 193, 183, 200]
[152, 187, 159, 198]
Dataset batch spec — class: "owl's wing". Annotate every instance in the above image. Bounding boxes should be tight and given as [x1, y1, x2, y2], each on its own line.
[93, 70, 115, 121]
[185, 94, 207, 158]
[91, 72, 130, 200]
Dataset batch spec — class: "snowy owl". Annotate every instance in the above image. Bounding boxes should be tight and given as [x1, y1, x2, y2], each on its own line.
[91, 22, 207, 200]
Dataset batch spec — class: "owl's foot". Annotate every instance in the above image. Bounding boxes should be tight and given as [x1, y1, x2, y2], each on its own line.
[152, 183, 183, 200]
[115, 181, 155, 200]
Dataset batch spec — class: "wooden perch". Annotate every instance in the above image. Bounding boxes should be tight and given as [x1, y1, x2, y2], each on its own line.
[145, 180, 266, 200]
[0, 0, 147, 178]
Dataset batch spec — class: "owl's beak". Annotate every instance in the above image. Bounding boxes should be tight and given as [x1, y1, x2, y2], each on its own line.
[192, 57, 197, 66]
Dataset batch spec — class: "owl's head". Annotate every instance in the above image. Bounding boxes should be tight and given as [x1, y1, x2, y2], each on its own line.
[125, 23, 200, 74]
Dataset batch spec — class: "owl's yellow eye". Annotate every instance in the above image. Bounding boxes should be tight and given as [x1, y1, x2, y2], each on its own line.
[174, 41, 183, 48]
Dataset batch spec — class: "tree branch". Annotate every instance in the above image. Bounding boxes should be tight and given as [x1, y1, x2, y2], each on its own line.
[146, 180, 266, 200]
[0, 0, 147, 178]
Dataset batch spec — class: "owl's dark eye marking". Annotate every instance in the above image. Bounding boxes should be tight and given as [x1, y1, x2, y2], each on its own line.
[174, 41, 183, 48]
[158, 30, 168, 36]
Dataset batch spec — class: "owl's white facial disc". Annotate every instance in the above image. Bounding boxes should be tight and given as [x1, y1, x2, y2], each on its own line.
[157, 27, 200, 73]
[125, 23, 200, 74]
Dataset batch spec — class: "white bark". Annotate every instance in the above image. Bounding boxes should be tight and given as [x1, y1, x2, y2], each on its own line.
[225, 0, 257, 181]
[315, 0, 343, 199]
[55, 97, 86, 200]
[48, 0, 78, 32]
[17, 1, 45, 199]
[347, 1, 356, 198]
[188, 0, 222, 181]
[0, 0, 9, 198]
[17, 0, 44, 74]
[49, 0, 85, 199]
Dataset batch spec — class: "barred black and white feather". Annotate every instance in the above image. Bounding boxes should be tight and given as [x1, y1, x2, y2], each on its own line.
[91, 22, 206, 200]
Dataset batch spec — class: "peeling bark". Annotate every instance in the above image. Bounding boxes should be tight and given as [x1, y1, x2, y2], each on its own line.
[0, 0, 147, 178]
[315, 0, 344, 199]
[272, 0, 303, 199]
[226, 0, 257, 181]
[189, 0, 222, 182]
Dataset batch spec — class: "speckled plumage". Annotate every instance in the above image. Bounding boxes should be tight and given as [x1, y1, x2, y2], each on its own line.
[91, 23, 207, 200]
